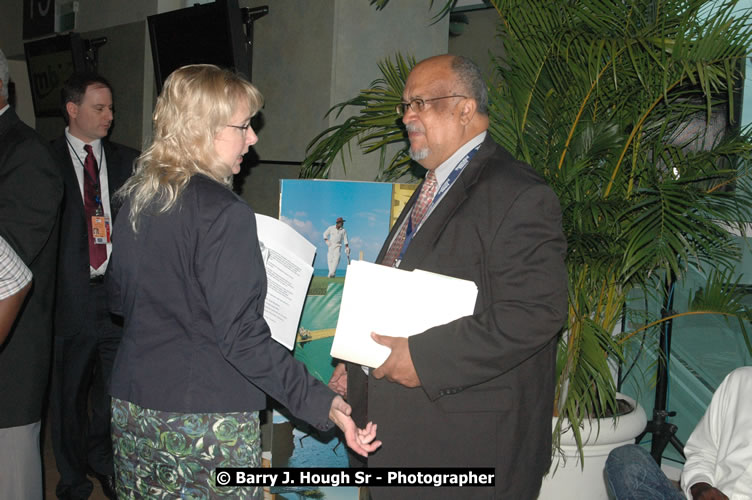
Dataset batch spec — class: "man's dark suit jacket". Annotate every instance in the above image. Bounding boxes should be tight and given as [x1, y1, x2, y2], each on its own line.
[50, 136, 138, 338]
[0, 108, 63, 427]
[348, 135, 568, 500]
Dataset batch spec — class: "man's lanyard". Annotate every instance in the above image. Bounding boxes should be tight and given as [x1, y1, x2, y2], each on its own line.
[396, 143, 481, 265]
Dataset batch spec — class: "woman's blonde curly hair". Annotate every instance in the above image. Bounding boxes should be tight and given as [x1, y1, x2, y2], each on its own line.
[119, 64, 263, 232]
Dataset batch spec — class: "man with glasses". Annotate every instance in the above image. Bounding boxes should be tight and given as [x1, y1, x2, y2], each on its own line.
[50, 73, 138, 500]
[331, 54, 568, 499]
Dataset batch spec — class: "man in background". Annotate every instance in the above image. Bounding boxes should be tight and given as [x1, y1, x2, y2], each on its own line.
[606, 366, 752, 500]
[332, 54, 568, 499]
[0, 48, 64, 499]
[50, 72, 138, 500]
[323, 216, 349, 277]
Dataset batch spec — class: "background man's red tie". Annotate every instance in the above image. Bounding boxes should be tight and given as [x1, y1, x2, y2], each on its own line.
[83, 144, 106, 269]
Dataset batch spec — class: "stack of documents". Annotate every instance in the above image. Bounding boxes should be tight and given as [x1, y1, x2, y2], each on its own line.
[255, 214, 316, 350]
[331, 260, 478, 368]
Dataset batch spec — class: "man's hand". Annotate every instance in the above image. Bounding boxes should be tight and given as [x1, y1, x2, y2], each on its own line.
[328, 395, 381, 457]
[371, 333, 421, 388]
[328, 362, 347, 397]
[690, 482, 729, 500]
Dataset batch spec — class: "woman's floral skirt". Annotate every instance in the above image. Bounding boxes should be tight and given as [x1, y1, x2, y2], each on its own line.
[111, 398, 261, 499]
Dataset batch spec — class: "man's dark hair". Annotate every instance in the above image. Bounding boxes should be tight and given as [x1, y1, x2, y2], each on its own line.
[451, 55, 488, 116]
[61, 72, 112, 123]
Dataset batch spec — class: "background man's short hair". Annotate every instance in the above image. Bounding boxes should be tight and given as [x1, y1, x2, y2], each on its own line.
[61, 72, 113, 123]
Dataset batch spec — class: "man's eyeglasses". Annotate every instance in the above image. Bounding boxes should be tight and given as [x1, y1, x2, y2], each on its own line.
[226, 122, 252, 133]
[396, 95, 467, 117]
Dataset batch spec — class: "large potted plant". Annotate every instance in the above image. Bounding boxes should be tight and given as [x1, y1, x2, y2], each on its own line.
[302, 0, 752, 492]
[487, 0, 752, 478]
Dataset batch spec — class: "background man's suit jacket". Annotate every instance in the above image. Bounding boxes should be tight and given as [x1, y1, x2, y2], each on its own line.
[0, 108, 63, 426]
[51, 136, 138, 338]
[349, 135, 568, 500]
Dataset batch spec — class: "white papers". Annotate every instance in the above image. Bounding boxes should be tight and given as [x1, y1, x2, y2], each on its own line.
[330, 260, 478, 368]
[255, 214, 316, 350]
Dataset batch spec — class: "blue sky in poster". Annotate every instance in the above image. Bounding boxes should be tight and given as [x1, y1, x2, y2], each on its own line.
[279, 180, 393, 275]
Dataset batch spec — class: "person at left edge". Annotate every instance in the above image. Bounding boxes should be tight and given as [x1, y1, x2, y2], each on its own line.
[0, 234, 32, 345]
[0, 48, 63, 500]
[50, 72, 139, 500]
[107, 64, 380, 499]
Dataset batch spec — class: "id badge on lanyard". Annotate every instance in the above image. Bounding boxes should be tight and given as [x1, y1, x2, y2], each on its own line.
[91, 213, 111, 244]
[90, 186, 110, 244]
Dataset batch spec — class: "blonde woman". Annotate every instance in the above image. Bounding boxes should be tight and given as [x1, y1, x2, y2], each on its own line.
[107, 65, 379, 499]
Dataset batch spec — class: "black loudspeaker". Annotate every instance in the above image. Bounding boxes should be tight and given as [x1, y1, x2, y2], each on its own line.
[147, 0, 251, 93]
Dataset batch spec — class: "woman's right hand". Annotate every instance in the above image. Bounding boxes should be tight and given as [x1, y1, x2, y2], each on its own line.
[328, 395, 381, 457]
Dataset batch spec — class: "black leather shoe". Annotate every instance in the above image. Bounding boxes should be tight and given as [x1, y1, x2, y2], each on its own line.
[87, 468, 117, 500]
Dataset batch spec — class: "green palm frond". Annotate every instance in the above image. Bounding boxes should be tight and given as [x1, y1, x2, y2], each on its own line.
[686, 270, 752, 354]
[427, 0, 459, 24]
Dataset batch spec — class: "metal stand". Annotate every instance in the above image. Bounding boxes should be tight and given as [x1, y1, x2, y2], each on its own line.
[84, 37, 107, 72]
[241, 6, 269, 81]
[635, 276, 685, 465]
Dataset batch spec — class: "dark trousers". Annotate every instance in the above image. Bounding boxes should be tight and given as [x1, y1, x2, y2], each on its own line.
[51, 281, 122, 499]
[345, 362, 368, 469]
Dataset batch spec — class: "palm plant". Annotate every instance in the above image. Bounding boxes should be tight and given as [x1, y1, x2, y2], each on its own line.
[300, 54, 415, 180]
[302, 0, 752, 460]
[491, 0, 752, 455]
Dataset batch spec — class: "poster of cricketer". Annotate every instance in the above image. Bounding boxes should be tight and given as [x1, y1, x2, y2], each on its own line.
[270, 179, 417, 499]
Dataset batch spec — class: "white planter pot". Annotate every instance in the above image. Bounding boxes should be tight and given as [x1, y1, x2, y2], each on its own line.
[537, 394, 647, 500]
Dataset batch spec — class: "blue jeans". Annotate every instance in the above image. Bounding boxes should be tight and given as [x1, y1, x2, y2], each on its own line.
[605, 444, 685, 500]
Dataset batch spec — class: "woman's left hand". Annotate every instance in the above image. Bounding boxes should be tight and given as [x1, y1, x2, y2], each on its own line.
[328, 395, 381, 457]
